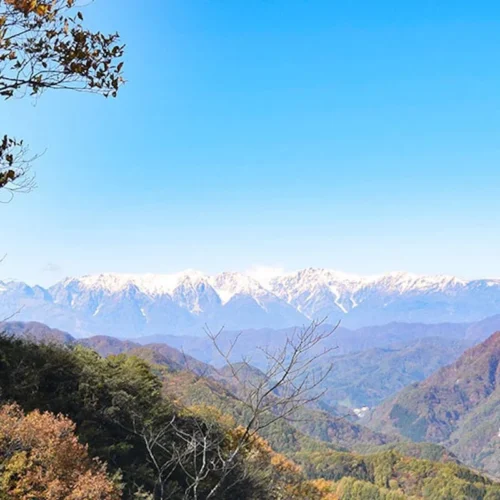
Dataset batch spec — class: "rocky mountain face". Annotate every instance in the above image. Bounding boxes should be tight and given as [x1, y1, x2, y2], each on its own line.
[368, 331, 500, 477]
[2, 268, 500, 337]
[271, 268, 500, 327]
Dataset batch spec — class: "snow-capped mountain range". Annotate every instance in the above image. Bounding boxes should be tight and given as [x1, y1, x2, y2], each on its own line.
[1, 268, 500, 338]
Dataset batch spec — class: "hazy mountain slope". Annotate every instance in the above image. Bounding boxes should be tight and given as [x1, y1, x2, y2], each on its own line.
[1, 321, 210, 376]
[140, 320, 471, 366]
[152, 329, 469, 409]
[317, 336, 468, 409]
[3, 268, 500, 337]
[81, 336, 396, 451]
[2, 319, 491, 416]
[159, 368, 397, 454]
[465, 313, 500, 344]
[0, 320, 74, 344]
[369, 331, 500, 477]
[79, 335, 141, 356]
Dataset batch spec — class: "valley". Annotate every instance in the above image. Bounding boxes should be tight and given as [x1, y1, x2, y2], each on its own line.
[4, 313, 500, 486]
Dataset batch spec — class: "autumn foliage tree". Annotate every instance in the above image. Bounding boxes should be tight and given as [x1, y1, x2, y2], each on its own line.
[0, 403, 121, 499]
[235, 429, 337, 500]
[0, 0, 124, 197]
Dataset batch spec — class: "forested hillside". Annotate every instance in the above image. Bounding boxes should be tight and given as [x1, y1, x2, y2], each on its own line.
[310, 336, 467, 408]
[1, 331, 500, 499]
[369, 331, 500, 478]
[0, 334, 315, 499]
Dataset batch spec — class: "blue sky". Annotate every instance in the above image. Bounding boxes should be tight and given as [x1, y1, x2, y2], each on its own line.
[3, 0, 500, 285]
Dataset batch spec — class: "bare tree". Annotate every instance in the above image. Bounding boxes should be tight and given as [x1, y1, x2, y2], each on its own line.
[208, 318, 338, 428]
[201, 318, 338, 498]
[129, 408, 249, 500]
[136, 319, 338, 499]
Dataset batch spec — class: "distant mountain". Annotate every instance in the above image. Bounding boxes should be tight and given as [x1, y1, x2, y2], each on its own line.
[6, 315, 500, 416]
[1, 320, 398, 454]
[270, 268, 500, 326]
[151, 328, 471, 409]
[136, 319, 488, 369]
[316, 336, 468, 409]
[2, 268, 500, 337]
[0, 320, 74, 344]
[368, 331, 500, 477]
[2, 321, 210, 375]
[464, 313, 500, 344]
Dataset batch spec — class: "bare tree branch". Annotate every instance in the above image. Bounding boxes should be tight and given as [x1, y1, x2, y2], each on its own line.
[128, 320, 339, 499]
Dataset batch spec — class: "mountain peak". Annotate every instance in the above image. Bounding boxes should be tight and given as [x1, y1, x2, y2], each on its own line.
[3, 268, 500, 337]
[62, 270, 208, 296]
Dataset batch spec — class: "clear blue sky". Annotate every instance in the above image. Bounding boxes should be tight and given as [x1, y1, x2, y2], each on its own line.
[3, 0, 500, 285]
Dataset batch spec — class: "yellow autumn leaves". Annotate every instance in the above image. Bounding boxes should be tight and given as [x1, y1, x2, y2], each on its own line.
[4, 0, 52, 16]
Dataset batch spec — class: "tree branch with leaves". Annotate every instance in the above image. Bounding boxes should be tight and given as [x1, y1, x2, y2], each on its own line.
[0, 0, 124, 198]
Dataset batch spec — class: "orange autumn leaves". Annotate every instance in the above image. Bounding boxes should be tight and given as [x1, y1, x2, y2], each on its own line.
[227, 426, 339, 500]
[0, 404, 120, 500]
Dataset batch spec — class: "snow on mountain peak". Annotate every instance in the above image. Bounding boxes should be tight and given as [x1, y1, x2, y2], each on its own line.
[3, 268, 500, 338]
[367, 272, 466, 293]
[210, 272, 269, 304]
[68, 270, 208, 296]
[64, 268, 484, 305]
[62, 270, 280, 305]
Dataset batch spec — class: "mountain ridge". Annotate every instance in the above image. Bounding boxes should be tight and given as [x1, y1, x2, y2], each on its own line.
[368, 330, 500, 477]
[2, 267, 500, 337]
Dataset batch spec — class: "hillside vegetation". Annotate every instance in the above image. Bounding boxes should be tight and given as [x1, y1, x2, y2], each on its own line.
[315, 337, 466, 408]
[0, 334, 316, 499]
[1, 332, 500, 498]
[369, 331, 500, 478]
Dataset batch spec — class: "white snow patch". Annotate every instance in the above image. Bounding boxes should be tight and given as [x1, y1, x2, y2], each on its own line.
[335, 300, 348, 314]
[353, 407, 370, 418]
[216, 289, 234, 305]
[245, 266, 289, 290]
[76, 270, 206, 296]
